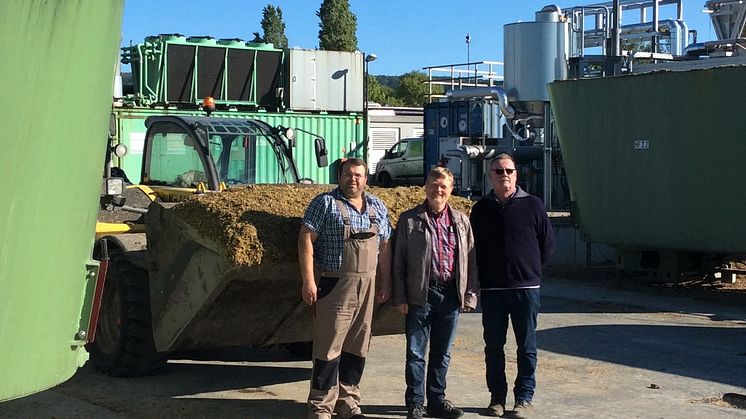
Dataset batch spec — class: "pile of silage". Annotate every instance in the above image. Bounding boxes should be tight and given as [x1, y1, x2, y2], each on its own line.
[172, 185, 475, 266]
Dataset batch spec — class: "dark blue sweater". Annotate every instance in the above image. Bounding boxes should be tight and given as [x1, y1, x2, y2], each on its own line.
[469, 187, 555, 289]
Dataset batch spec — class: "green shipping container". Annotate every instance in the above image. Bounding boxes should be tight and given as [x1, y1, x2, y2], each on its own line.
[548, 65, 746, 253]
[0, 1, 123, 402]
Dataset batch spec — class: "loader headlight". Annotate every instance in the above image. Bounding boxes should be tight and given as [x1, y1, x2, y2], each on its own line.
[103, 177, 125, 196]
[282, 127, 295, 141]
[113, 143, 128, 158]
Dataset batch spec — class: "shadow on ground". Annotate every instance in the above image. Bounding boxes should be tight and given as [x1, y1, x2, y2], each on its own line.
[12, 347, 314, 418]
[538, 324, 746, 387]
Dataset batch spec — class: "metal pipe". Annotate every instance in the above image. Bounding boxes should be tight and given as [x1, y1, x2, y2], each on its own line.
[444, 148, 474, 196]
[584, 0, 679, 11]
[584, 19, 680, 37]
[571, 6, 610, 55]
[652, 0, 659, 54]
[574, 8, 586, 56]
[446, 87, 515, 119]
[543, 103, 552, 210]
[504, 121, 530, 142]
[579, 0, 683, 39]
[611, 0, 621, 57]
[121, 205, 148, 214]
[670, 19, 688, 56]
[596, 7, 608, 55]
[583, 19, 686, 52]
[427, 68, 433, 103]
[684, 42, 707, 57]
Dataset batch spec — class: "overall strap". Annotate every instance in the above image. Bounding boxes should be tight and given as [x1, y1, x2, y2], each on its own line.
[367, 205, 378, 226]
[335, 196, 379, 233]
[334, 199, 351, 226]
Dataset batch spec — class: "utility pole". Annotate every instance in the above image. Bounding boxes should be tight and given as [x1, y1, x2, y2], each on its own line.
[466, 33, 471, 85]
[363, 53, 377, 167]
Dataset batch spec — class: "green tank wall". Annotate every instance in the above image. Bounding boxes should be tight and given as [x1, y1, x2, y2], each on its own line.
[113, 108, 363, 184]
[0, 1, 123, 402]
[548, 66, 746, 253]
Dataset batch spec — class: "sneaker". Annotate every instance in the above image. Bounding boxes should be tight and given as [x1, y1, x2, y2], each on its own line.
[513, 400, 533, 418]
[407, 404, 424, 419]
[426, 399, 464, 419]
[485, 400, 505, 417]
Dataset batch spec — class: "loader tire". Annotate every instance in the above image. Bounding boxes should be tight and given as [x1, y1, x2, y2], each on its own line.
[87, 252, 166, 376]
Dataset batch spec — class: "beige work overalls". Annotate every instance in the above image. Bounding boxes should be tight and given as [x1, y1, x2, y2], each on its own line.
[308, 199, 380, 419]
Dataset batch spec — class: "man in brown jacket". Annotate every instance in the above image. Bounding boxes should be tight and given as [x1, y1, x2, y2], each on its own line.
[391, 167, 478, 419]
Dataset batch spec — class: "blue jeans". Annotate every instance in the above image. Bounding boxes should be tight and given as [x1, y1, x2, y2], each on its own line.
[481, 288, 540, 404]
[404, 282, 460, 407]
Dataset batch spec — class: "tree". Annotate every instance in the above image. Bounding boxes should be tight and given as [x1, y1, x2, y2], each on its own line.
[395, 71, 443, 107]
[368, 75, 402, 106]
[261, 5, 288, 48]
[316, 0, 357, 51]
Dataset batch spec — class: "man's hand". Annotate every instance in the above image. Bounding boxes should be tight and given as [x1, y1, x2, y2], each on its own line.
[395, 303, 409, 315]
[302, 281, 317, 306]
[298, 225, 318, 309]
[375, 287, 390, 304]
[376, 239, 392, 304]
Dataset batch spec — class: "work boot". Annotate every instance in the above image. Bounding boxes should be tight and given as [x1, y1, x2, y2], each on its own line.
[485, 399, 505, 417]
[513, 400, 533, 418]
[407, 404, 424, 419]
[426, 399, 464, 419]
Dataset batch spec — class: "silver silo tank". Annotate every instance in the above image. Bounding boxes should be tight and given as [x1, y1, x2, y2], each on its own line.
[504, 5, 569, 103]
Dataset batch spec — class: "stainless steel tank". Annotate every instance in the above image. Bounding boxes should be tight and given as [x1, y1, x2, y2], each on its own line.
[504, 5, 569, 103]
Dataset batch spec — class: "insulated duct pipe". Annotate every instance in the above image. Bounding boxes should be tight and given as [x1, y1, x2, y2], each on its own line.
[583, 19, 688, 55]
[444, 148, 474, 195]
[447, 87, 526, 141]
[446, 87, 515, 119]
[444, 145, 495, 195]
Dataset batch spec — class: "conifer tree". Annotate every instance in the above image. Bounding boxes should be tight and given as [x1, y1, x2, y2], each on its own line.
[316, 0, 357, 51]
[261, 5, 288, 48]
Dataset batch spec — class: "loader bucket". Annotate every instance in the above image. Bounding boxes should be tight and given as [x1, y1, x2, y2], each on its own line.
[144, 200, 402, 352]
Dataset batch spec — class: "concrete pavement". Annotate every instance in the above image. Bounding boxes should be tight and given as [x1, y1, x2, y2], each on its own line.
[1, 275, 744, 418]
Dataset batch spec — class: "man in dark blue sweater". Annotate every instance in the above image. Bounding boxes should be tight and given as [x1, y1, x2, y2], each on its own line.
[469, 153, 554, 418]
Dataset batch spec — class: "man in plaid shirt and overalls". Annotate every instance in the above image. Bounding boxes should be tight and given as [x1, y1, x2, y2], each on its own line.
[298, 158, 392, 419]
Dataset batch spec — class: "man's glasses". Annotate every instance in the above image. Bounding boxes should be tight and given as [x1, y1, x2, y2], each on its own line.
[491, 168, 516, 175]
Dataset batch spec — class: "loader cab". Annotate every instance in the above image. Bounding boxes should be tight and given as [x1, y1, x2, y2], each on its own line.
[140, 116, 324, 192]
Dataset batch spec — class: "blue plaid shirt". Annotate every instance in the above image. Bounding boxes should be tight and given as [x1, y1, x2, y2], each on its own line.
[302, 188, 391, 272]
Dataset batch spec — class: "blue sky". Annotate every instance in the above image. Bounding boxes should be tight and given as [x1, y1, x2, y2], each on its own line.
[122, 0, 715, 76]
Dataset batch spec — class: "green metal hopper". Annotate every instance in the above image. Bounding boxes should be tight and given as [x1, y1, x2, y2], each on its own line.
[548, 65, 746, 259]
[0, 1, 123, 401]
